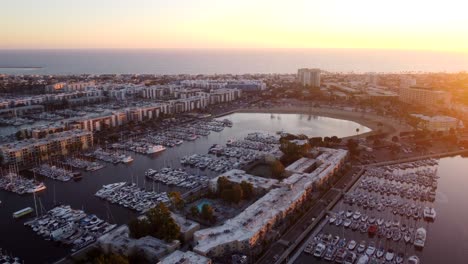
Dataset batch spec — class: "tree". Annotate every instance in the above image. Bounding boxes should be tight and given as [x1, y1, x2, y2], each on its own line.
[217, 176, 232, 192]
[347, 139, 360, 156]
[240, 181, 254, 199]
[128, 218, 150, 239]
[130, 202, 180, 242]
[15, 130, 25, 140]
[190, 206, 199, 217]
[201, 204, 214, 222]
[95, 253, 129, 264]
[169, 191, 185, 210]
[271, 160, 285, 179]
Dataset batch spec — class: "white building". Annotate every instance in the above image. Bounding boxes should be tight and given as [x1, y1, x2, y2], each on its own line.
[209, 169, 279, 193]
[193, 147, 348, 257]
[159, 250, 212, 264]
[411, 114, 462, 132]
[297, 68, 321, 87]
[98, 225, 180, 261]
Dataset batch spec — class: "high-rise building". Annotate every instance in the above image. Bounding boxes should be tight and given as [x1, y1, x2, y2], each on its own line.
[297, 68, 321, 87]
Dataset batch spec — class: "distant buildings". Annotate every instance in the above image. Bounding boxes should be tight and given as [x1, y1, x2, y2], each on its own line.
[366, 73, 378, 86]
[0, 130, 93, 165]
[297, 68, 321, 87]
[399, 87, 451, 107]
[180, 80, 266, 91]
[411, 114, 462, 132]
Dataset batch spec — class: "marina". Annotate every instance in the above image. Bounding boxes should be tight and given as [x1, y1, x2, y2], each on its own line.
[95, 182, 170, 213]
[24, 205, 116, 252]
[0, 248, 22, 264]
[0, 172, 46, 195]
[294, 158, 446, 264]
[31, 164, 74, 182]
[145, 167, 210, 189]
[62, 157, 105, 172]
[0, 113, 375, 263]
[86, 148, 134, 164]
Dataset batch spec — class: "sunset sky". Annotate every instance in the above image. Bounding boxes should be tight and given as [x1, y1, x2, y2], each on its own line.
[2, 0, 468, 52]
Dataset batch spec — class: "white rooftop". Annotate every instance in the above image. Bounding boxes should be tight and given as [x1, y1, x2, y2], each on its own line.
[210, 169, 279, 191]
[160, 250, 211, 264]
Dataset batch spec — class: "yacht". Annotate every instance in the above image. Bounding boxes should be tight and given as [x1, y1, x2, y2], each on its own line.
[347, 240, 357, 250]
[313, 243, 326, 258]
[356, 254, 369, 264]
[122, 156, 134, 163]
[414, 227, 426, 248]
[385, 249, 395, 261]
[146, 145, 166, 154]
[407, 256, 420, 264]
[423, 207, 436, 220]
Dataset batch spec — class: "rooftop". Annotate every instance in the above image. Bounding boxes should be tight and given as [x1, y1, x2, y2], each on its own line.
[160, 250, 211, 264]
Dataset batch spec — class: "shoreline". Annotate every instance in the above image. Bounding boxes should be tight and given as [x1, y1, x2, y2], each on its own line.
[237, 106, 406, 140]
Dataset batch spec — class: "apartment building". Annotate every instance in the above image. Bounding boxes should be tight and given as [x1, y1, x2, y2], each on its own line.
[297, 68, 321, 87]
[399, 87, 451, 107]
[411, 114, 461, 132]
[0, 130, 93, 165]
[193, 148, 348, 257]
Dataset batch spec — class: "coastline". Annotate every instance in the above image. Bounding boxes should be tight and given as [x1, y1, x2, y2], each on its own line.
[237, 106, 407, 140]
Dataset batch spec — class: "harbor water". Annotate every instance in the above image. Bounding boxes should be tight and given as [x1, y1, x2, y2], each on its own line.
[294, 155, 468, 264]
[1, 112, 367, 263]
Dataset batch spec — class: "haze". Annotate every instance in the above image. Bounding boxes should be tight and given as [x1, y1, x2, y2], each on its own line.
[2, 0, 468, 52]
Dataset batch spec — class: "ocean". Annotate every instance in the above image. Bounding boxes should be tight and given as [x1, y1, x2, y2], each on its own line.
[0, 49, 467, 75]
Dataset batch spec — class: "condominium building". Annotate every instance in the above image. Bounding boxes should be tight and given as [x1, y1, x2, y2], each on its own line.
[159, 250, 212, 264]
[208, 89, 241, 105]
[193, 148, 348, 257]
[0, 130, 93, 165]
[411, 114, 462, 132]
[297, 68, 321, 87]
[209, 169, 279, 193]
[399, 87, 451, 107]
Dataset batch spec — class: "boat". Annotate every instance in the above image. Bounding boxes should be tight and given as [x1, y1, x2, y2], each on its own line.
[404, 231, 412, 243]
[347, 240, 357, 250]
[343, 218, 352, 227]
[122, 156, 134, 163]
[13, 207, 33, 218]
[396, 252, 404, 264]
[407, 255, 420, 264]
[414, 227, 426, 248]
[357, 241, 366, 253]
[376, 247, 385, 258]
[313, 243, 326, 258]
[385, 249, 395, 261]
[423, 207, 436, 221]
[146, 145, 166, 154]
[365, 242, 376, 256]
[356, 254, 369, 264]
[344, 252, 357, 264]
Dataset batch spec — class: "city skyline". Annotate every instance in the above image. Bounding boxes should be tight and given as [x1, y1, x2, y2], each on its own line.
[2, 0, 468, 52]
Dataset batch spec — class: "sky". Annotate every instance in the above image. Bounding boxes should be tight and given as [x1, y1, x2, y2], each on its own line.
[2, 0, 468, 52]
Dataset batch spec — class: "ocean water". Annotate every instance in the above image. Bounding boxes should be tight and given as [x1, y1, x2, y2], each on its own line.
[0, 49, 467, 75]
